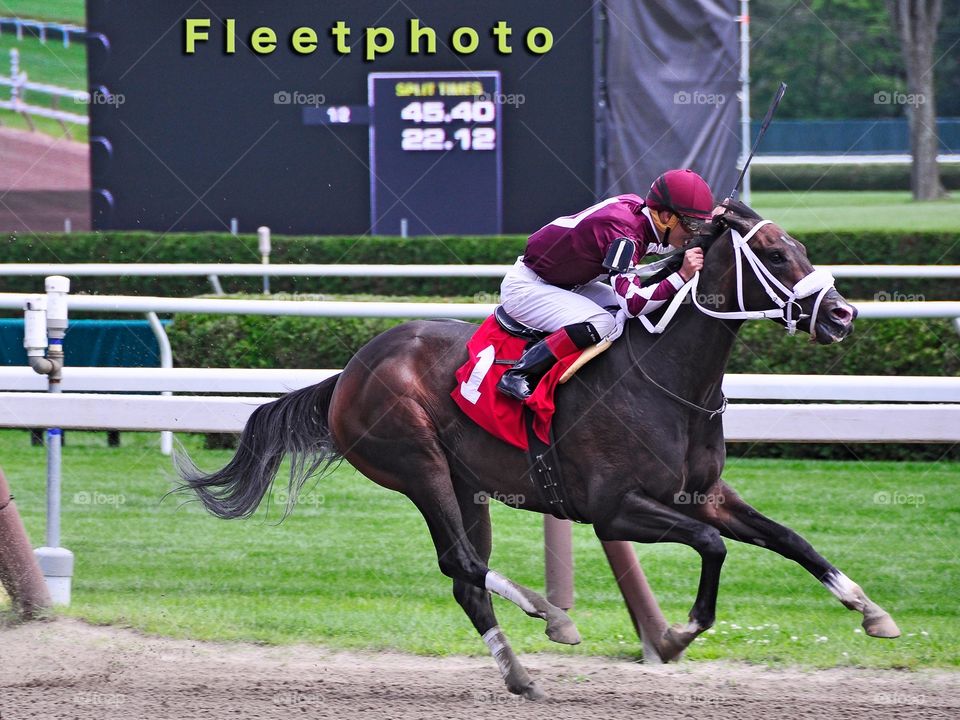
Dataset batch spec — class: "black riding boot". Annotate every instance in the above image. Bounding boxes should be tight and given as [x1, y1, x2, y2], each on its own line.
[496, 322, 601, 401]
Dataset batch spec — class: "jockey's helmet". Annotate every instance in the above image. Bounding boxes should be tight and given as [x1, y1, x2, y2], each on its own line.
[646, 169, 714, 232]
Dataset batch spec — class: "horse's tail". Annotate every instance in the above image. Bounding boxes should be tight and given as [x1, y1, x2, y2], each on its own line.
[175, 375, 343, 519]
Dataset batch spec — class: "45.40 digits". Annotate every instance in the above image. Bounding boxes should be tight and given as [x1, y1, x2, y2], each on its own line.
[400, 101, 495, 124]
[402, 127, 496, 151]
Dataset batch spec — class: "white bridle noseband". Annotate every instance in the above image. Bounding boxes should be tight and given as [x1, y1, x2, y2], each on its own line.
[690, 219, 836, 337]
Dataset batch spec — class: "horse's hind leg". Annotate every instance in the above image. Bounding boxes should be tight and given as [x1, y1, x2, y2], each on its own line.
[694, 478, 900, 638]
[451, 482, 545, 700]
[344, 429, 580, 647]
[406, 465, 581, 646]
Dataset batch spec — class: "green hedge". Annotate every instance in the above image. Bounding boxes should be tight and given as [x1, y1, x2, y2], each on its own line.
[751, 163, 960, 191]
[168, 308, 960, 460]
[4, 230, 960, 300]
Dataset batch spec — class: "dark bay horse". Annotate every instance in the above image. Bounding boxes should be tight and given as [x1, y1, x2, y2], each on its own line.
[178, 202, 899, 700]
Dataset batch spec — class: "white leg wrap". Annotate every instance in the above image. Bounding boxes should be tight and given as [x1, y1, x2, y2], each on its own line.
[823, 570, 862, 607]
[482, 626, 513, 679]
[485, 570, 538, 615]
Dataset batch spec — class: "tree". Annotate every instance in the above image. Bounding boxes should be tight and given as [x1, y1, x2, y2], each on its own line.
[886, 0, 947, 199]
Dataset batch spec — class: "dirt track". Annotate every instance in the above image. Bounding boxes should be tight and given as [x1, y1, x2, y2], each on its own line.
[0, 618, 957, 719]
[0, 127, 90, 233]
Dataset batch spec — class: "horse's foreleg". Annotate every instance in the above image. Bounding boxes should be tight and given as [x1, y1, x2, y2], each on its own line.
[453, 486, 545, 701]
[596, 491, 728, 659]
[695, 479, 900, 638]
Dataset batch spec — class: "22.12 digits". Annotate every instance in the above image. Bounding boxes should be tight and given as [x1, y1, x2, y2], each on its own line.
[401, 128, 496, 151]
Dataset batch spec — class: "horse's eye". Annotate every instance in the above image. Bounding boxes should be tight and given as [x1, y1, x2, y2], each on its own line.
[768, 251, 786, 264]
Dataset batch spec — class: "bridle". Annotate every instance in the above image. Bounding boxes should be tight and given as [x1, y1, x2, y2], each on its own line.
[627, 219, 836, 417]
[690, 219, 836, 337]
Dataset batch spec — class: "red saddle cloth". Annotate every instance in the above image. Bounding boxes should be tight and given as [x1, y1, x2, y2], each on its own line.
[450, 316, 585, 450]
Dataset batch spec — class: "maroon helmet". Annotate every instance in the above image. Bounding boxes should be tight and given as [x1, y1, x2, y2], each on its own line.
[646, 169, 715, 228]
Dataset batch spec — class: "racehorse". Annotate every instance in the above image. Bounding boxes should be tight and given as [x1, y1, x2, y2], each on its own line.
[177, 202, 899, 700]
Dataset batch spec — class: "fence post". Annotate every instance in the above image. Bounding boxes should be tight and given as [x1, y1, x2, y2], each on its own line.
[10, 48, 19, 105]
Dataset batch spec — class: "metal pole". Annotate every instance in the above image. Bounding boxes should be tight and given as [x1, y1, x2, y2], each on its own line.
[230, 217, 239, 236]
[0, 468, 52, 619]
[10, 48, 19, 106]
[146, 311, 173, 455]
[602, 541, 670, 663]
[738, 0, 751, 204]
[400, 218, 409, 238]
[258, 227, 271, 295]
[544, 516, 574, 610]
[30, 276, 74, 605]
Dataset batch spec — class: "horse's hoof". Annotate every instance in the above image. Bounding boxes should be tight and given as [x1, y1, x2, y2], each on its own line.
[863, 611, 901, 638]
[659, 623, 697, 662]
[519, 682, 546, 701]
[545, 615, 581, 645]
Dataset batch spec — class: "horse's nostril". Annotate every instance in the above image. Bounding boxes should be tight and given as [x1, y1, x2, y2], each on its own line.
[831, 306, 853, 324]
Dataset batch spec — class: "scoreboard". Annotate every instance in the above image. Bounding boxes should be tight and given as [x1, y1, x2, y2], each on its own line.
[369, 72, 501, 235]
[306, 71, 502, 235]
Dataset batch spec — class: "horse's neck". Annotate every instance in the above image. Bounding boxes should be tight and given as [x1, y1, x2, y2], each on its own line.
[629, 298, 741, 405]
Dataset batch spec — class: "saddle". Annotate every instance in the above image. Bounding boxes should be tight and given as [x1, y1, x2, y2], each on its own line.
[494, 306, 612, 384]
[494, 306, 547, 342]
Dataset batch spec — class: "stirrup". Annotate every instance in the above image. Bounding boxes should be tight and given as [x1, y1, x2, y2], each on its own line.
[497, 371, 536, 401]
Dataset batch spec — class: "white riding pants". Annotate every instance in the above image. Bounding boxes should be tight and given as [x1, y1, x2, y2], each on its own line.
[499, 257, 619, 337]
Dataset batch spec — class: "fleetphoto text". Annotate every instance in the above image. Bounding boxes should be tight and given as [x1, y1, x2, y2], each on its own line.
[183, 18, 554, 60]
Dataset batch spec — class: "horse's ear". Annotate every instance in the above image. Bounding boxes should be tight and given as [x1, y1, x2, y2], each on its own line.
[716, 200, 761, 235]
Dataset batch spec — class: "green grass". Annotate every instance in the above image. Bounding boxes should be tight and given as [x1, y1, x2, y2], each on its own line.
[0, 0, 84, 25]
[1, 430, 956, 668]
[752, 190, 960, 233]
[0, 29, 87, 141]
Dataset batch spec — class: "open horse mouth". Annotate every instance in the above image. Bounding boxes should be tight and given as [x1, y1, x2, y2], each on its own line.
[813, 293, 858, 344]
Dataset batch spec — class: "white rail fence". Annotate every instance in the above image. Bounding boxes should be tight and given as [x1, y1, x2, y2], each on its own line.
[0, 48, 89, 130]
[0, 17, 86, 48]
[1, 292, 958, 321]
[3, 262, 959, 279]
[1, 368, 958, 442]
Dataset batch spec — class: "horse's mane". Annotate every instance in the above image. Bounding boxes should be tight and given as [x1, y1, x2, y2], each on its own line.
[642, 200, 764, 286]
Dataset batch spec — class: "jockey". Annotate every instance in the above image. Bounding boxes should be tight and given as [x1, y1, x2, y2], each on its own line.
[497, 168, 714, 400]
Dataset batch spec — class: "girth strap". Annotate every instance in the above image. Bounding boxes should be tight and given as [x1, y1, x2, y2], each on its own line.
[523, 408, 585, 523]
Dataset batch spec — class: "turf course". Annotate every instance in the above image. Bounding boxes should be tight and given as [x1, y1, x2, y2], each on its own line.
[1, 429, 956, 668]
[0, 0, 83, 25]
[752, 190, 960, 234]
